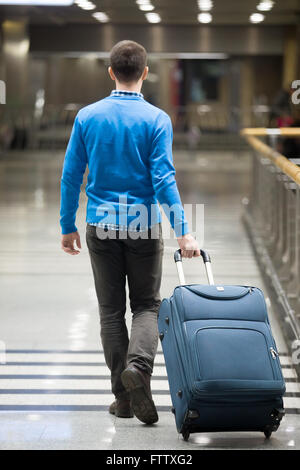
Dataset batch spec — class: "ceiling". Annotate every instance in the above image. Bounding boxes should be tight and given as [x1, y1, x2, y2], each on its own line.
[0, 0, 300, 25]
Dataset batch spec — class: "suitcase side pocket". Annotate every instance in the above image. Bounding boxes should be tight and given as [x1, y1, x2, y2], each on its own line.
[185, 321, 286, 399]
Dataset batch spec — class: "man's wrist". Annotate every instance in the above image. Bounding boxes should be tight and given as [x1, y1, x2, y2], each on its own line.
[177, 233, 192, 240]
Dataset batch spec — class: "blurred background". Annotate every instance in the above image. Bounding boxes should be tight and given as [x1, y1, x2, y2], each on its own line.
[0, 0, 299, 152]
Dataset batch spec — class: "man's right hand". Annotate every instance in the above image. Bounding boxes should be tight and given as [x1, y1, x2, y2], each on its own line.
[177, 233, 200, 259]
[61, 231, 81, 255]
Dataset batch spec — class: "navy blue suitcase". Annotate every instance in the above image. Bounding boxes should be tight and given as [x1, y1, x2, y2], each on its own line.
[158, 249, 286, 441]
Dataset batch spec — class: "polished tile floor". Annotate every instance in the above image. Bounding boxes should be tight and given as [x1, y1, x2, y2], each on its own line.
[0, 149, 299, 450]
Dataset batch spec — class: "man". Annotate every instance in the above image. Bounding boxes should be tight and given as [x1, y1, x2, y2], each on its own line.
[60, 40, 200, 425]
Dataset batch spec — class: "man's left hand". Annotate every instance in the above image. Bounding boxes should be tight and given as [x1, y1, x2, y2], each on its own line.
[61, 231, 81, 255]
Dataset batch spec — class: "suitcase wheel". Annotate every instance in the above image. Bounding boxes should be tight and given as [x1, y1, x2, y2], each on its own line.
[263, 428, 273, 439]
[182, 430, 190, 441]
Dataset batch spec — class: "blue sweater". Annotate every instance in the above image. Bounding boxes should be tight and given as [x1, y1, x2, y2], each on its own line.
[60, 90, 189, 236]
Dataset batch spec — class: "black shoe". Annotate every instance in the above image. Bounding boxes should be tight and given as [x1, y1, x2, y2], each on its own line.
[121, 365, 158, 425]
[109, 399, 134, 418]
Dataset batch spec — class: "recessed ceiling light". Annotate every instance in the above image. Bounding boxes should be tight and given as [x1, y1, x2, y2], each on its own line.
[92, 11, 109, 22]
[257, 1, 274, 11]
[197, 0, 213, 11]
[76, 0, 95, 10]
[145, 12, 161, 23]
[139, 4, 154, 11]
[136, 0, 150, 4]
[198, 12, 212, 23]
[80, 4, 95, 10]
[0, 0, 73, 3]
[250, 12, 265, 23]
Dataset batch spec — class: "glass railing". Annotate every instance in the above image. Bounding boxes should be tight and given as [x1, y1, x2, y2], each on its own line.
[241, 127, 300, 349]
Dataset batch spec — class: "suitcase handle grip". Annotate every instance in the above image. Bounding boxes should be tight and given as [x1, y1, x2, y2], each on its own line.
[174, 249, 214, 286]
[174, 249, 211, 264]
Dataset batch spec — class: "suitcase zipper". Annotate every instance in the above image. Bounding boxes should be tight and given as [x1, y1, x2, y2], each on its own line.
[269, 346, 285, 383]
[270, 347, 279, 359]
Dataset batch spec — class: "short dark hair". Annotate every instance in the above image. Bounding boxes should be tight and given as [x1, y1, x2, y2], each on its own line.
[110, 40, 147, 83]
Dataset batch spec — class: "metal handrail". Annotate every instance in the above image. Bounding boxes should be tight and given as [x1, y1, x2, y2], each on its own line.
[241, 127, 300, 137]
[241, 128, 300, 185]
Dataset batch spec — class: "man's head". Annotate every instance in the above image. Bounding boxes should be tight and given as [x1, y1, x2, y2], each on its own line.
[109, 40, 148, 86]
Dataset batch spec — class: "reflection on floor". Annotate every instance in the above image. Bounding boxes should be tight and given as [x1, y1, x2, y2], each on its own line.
[0, 149, 299, 450]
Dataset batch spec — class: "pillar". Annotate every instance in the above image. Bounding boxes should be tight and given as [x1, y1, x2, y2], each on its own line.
[1, 20, 29, 106]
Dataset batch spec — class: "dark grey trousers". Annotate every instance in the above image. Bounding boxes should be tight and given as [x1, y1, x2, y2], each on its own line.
[86, 224, 163, 398]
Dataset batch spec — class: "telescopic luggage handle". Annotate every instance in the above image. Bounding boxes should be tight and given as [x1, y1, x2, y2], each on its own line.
[174, 249, 214, 286]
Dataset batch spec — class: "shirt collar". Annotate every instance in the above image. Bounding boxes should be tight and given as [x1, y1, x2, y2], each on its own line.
[110, 89, 144, 99]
